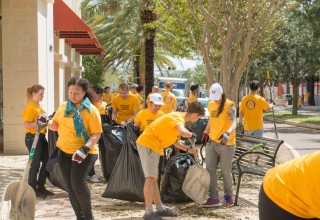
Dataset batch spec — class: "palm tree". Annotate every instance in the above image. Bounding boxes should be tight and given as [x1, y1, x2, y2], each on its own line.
[81, 0, 176, 96]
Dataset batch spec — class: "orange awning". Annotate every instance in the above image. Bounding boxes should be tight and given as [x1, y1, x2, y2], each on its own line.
[54, 0, 104, 55]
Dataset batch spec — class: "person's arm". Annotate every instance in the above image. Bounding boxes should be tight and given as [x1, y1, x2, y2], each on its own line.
[133, 121, 140, 127]
[204, 120, 210, 134]
[47, 120, 58, 131]
[23, 121, 36, 129]
[227, 105, 237, 134]
[239, 111, 244, 124]
[112, 108, 118, 121]
[173, 139, 197, 155]
[176, 124, 193, 138]
[127, 109, 139, 122]
[84, 133, 101, 149]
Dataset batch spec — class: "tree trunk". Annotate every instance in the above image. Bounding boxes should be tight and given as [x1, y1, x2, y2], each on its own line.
[291, 80, 299, 115]
[140, 0, 157, 98]
[133, 52, 141, 84]
[144, 35, 155, 98]
[310, 76, 315, 106]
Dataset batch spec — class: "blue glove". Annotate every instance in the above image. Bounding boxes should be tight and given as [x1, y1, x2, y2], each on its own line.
[72, 146, 90, 164]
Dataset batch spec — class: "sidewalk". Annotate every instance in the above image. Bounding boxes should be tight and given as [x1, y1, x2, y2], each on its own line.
[0, 143, 295, 220]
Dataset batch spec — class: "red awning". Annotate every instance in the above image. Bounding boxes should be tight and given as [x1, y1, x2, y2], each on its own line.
[54, 0, 104, 55]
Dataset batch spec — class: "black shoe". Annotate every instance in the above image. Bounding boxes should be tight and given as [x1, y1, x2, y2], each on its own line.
[32, 187, 46, 198]
[37, 187, 54, 196]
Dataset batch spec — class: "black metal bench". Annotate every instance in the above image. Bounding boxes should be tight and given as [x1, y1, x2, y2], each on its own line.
[200, 133, 284, 206]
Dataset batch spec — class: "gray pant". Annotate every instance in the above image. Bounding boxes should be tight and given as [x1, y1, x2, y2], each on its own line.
[206, 141, 235, 198]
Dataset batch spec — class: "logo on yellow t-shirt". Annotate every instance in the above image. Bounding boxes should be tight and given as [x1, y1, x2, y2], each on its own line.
[246, 100, 255, 110]
[210, 110, 219, 118]
[164, 96, 172, 103]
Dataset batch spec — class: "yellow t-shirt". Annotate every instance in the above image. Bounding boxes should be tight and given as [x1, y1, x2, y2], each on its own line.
[188, 93, 197, 104]
[134, 108, 165, 131]
[159, 91, 177, 114]
[103, 93, 112, 104]
[263, 152, 320, 218]
[111, 93, 140, 123]
[136, 112, 185, 154]
[52, 102, 102, 155]
[22, 100, 47, 134]
[304, 91, 309, 100]
[111, 92, 118, 101]
[94, 101, 108, 115]
[240, 94, 269, 130]
[208, 99, 236, 145]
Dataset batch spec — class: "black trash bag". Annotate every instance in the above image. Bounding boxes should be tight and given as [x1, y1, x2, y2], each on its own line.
[160, 153, 195, 203]
[188, 118, 208, 144]
[47, 130, 67, 191]
[99, 124, 126, 181]
[102, 125, 145, 202]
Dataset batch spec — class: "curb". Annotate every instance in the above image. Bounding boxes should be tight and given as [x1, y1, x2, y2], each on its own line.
[264, 117, 320, 130]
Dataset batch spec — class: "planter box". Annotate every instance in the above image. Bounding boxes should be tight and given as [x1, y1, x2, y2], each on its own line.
[274, 99, 288, 106]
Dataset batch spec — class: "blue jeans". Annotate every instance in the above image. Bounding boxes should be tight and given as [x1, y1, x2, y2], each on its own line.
[25, 133, 49, 188]
[206, 141, 235, 198]
[244, 129, 264, 138]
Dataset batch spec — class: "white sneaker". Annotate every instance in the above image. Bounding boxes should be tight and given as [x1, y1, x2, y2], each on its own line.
[88, 174, 100, 183]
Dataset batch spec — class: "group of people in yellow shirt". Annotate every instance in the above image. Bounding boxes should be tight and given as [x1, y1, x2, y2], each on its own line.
[22, 77, 319, 220]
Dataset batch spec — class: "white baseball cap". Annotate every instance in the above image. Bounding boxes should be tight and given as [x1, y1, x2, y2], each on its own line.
[149, 93, 164, 105]
[209, 83, 223, 101]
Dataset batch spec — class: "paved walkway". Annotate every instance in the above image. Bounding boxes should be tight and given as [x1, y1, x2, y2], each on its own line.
[2, 110, 318, 219]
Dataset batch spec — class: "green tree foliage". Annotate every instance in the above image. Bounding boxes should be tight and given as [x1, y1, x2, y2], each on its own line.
[159, 0, 286, 102]
[82, 56, 105, 85]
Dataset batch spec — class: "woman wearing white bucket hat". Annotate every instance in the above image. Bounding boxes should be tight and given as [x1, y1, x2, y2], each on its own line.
[202, 83, 236, 208]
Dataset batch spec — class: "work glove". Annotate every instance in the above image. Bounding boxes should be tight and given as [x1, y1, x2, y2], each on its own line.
[238, 121, 244, 134]
[219, 131, 230, 145]
[202, 132, 209, 145]
[110, 120, 116, 126]
[133, 126, 141, 137]
[36, 114, 49, 128]
[72, 146, 90, 164]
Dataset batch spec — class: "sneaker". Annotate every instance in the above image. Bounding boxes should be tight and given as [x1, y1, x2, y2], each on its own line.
[224, 195, 233, 207]
[37, 187, 54, 196]
[155, 207, 178, 217]
[88, 175, 100, 183]
[201, 198, 221, 207]
[142, 212, 162, 220]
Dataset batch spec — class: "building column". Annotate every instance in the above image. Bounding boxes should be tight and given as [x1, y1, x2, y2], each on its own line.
[2, 0, 54, 153]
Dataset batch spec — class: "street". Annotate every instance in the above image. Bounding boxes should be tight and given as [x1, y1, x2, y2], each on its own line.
[264, 121, 320, 157]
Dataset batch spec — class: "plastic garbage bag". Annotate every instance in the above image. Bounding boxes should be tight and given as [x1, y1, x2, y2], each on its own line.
[160, 153, 195, 203]
[99, 124, 126, 181]
[189, 118, 208, 144]
[102, 125, 145, 202]
[47, 130, 67, 191]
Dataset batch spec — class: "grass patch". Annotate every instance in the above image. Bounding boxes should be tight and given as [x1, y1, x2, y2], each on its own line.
[264, 112, 320, 125]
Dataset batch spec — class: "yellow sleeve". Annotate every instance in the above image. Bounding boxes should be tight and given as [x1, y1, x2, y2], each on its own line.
[22, 104, 36, 122]
[111, 96, 118, 109]
[134, 111, 142, 123]
[87, 107, 103, 134]
[52, 103, 66, 126]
